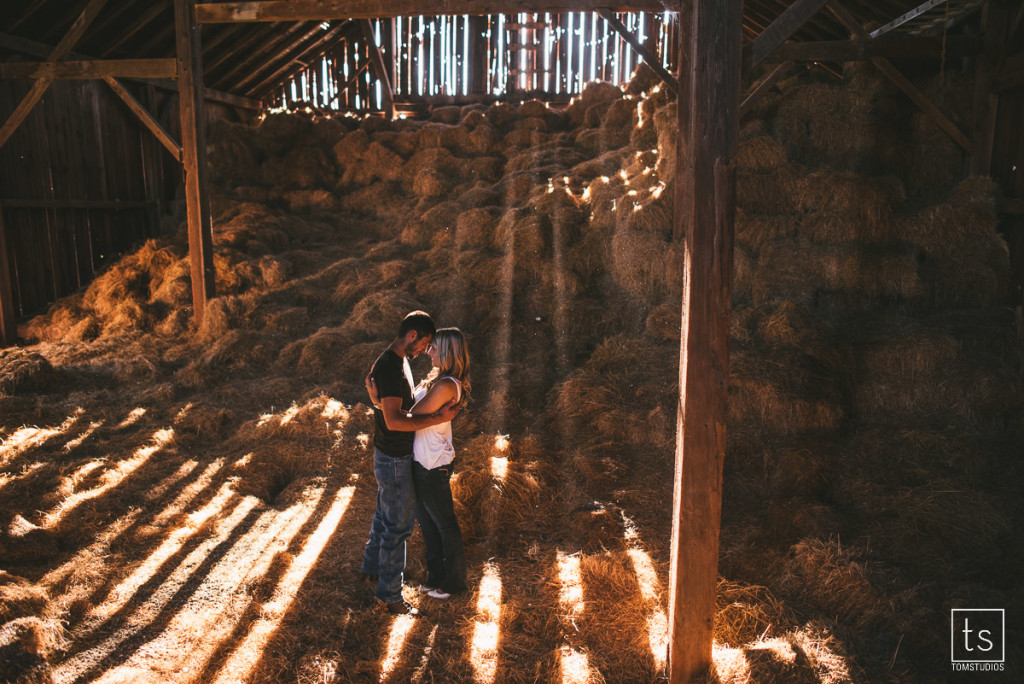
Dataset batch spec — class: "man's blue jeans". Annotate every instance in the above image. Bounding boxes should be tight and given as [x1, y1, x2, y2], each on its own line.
[361, 448, 415, 603]
[413, 461, 467, 594]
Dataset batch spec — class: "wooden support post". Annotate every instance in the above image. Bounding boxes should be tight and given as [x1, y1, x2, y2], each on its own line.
[668, 0, 742, 682]
[0, 0, 109, 149]
[174, 0, 216, 326]
[829, 1, 973, 152]
[360, 19, 395, 118]
[0, 207, 17, 345]
[971, 0, 1009, 175]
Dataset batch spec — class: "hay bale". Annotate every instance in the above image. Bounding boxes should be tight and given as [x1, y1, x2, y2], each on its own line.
[729, 350, 844, 436]
[715, 580, 791, 647]
[283, 189, 338, 212]
[735, 213, 797, 253]
[653, 101, 678, 180]
[624, 61, 662, 96]
[260, 146, 334, 189]
[429, 105, 461, 124]
[468, 124, 501, 154]
[401, 200, 460, 249]
[736, 163, 803, 214]
[207, 119, 262, 187]
[412, 168, 451, 199]
[484, 101, 519, 129]
[795, 171, 904, 244]
[455, 208, 497, 249]
[610, 226, 681, 305]
[418, 122, 473, 154]
[372, 129, 420, 157]
[344, 290, 423, 340]
[506, 146, 587, 174]
[465, 156, 504, 182]
[342, 141, 404, 185]
[340, 181, 410, 221]
[568, 81, 623, 127]
[503, 128, 548, 148]
[332, 129, 370, 168]
[518, 99, 548, 118]
[735, 136, 788, 173]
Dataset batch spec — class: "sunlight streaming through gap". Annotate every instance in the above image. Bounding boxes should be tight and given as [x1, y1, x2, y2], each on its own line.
[0, 408, 81, 466]
[41, 459, 208, 590]
[211, 486, 356, 683]
[558, 645, 593, 683]
[42, 428, 175, 529]
[491, 434, 510, 481]
[380, 614, 418, 682]
[627, 548, 668, 670]
[411, 625, 439, 683]
[470, 562, 502, 683]
[62, 420, 104, 452]
[557, 551, 584, 618]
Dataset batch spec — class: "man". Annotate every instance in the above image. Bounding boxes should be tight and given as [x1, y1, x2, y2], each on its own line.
[361, 310, 459, 615]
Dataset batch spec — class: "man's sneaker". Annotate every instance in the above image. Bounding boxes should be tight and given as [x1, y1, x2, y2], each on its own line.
[418, 585, 437, 594]
[427, 588, 451, 600]
[384, 599, 418, 615]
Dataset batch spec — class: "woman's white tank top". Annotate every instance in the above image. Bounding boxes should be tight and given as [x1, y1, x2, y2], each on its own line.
[413, 377, 461, 470]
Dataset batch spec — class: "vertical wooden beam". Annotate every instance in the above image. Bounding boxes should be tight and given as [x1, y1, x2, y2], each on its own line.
[668, 0, 742, 682]
[971, 0, 1009, 175]
[174, 0, 215, 326]
[0, 207, 17, 345]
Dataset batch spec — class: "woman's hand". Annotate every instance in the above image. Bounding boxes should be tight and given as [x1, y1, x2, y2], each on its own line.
[365, 374, 381, 409]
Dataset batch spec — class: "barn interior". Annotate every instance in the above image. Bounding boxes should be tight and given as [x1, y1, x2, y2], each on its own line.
[1, 1, 1023, 682]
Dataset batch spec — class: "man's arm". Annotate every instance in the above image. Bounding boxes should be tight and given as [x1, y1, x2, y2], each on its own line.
[379, 395, 459, 432]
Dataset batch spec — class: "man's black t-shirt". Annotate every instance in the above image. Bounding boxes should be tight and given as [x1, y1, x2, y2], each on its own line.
[371, 349, 415, 457]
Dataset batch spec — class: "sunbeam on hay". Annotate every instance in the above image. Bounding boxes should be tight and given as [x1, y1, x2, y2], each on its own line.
[558, 645, 594, 684]
[42, 427, 175, 529]
[379, 614, 417, 682]
[211, 485, 355, 683]
[470, 562, 503, 683]
[0, 408, 81, 467]
[627, 548, 668, 670]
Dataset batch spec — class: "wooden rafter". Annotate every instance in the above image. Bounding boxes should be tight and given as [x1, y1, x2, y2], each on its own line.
[762, 34, 982, 63]
[204, 21, 287, 76]
[243, 20, 353, 99]
[195, 0, 670, 22]
[359, 19, 395, 118]
[0, 0, 110, 149]
[746, 0, 831, 69]
[740, 61, 792, 118]
[0, 59, 178, 80]
[98, 2, 169, 58]
[211, 22, 320, 90]
[597, 9, 677, 94]
[829, 1, 972, 152]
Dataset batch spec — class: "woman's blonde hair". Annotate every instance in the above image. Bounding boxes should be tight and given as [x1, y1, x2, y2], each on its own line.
[424, 327, 471, 407]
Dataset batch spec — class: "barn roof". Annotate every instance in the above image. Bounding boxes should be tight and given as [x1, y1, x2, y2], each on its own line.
[0, 0, 990, 106]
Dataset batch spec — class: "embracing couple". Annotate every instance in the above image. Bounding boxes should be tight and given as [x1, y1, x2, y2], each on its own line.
[360, 310, 470, 615]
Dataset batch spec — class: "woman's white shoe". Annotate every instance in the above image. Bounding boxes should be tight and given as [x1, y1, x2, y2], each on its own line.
[427, 588, 451, 600]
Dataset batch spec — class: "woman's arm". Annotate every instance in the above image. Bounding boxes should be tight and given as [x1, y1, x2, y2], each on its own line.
[409, 378, 458, 416]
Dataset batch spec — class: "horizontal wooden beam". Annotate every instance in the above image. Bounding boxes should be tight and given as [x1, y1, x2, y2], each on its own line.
[747, 0, 830, 69]
[196, 0, 672, 22]
[0, 58, 178, 80]
[764, 35, 982, 63]
[0, 33, 262, 109]
[0, 199, 155, 209]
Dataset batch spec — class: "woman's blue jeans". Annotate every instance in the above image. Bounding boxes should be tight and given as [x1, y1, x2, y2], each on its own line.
[361, 448, 415, 603]
[413, 461, 467, 594]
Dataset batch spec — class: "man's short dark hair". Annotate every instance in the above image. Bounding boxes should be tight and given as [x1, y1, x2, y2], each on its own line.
[399, 310, 435, 338]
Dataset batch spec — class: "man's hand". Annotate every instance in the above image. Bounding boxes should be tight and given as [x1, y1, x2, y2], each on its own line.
[434, 396, 461, 423]
[365, 374, 380, 408]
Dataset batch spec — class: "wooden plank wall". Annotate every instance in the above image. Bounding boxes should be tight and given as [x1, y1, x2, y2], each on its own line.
[275, 11, 679, 112]
[0, 78, 168, 320]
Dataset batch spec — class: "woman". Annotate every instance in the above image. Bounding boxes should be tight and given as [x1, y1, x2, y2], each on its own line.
[367, 327, 470, 599]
